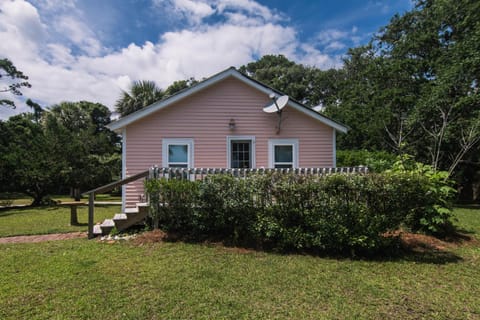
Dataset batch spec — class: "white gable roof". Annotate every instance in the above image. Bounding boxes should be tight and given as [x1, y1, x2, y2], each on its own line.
[107, 67, 348, 133]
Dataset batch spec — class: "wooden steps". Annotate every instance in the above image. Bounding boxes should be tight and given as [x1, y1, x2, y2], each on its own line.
[93, 202, 149, 237]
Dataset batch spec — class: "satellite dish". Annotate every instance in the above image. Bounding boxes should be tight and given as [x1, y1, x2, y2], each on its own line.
[263, 95, 289, 113]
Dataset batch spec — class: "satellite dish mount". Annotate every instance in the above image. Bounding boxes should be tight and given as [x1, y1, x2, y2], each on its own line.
[263, 94, 289, 134]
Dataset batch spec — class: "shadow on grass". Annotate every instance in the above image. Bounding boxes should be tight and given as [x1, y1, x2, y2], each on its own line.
[0, 205, 63, 217]
[128, 229, 466, 265]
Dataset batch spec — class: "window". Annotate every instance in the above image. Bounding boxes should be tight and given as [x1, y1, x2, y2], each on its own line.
[227, 136, 255, 168]
[162, 138, 193, 168]
[268, 139, 298, 168]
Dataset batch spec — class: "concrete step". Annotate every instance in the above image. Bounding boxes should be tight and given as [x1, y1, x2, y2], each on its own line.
[124, 207, 138, 214]
[101, 219, 115, 227]
[93, 224, 102, 235]
[99, 219, 115, 235]
[92, 203, 151, 237]
[113, 213, 128, 221]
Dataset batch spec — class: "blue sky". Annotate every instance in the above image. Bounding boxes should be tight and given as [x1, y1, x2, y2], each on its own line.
[0, 0, 413, 119]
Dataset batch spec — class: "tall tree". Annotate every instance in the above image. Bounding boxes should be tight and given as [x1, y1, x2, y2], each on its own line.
[375, 0, 480, 175]
[44, 101, 120, 200]
[0, 58, 31, 108]
[239, 55, 322, 106]
[115, 80, 164, 117]
[165, 78, 198, 96]
[0, 114, 61, 205]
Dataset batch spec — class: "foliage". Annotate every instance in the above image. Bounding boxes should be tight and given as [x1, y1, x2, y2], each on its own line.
[387, 155, 457, 235]
[0, 58, 31, 108]
[0, 114, 62, 205]
[44, 101, 120, 199]
[164, 77, 198, 96]
[115, 78, 199, 117]
[115, 80, 165, 117]
[336, 150, 397, 172]
[323, 0, 480, 179]
[145, 171, 455, 254]
[239, 55, 342, 107]
[0, 102, 120, 204]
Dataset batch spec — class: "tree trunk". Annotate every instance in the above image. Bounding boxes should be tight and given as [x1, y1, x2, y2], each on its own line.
[73, 187, 81, 201]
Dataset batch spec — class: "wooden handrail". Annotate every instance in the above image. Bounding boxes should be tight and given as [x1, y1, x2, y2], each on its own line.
[82, 170, 149, 196]
[84, 170, 149, 239]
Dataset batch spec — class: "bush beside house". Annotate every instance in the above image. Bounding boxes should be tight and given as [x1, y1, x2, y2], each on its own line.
[145, 167, 455, 255]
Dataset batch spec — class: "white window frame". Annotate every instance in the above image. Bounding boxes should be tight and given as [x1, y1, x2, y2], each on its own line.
[162, 138, 194, 168]
[268, 139, 299, 168]
[227, 136, 256, 169]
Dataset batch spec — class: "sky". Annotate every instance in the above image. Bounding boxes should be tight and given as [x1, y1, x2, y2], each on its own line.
[0, 0, 413, 119]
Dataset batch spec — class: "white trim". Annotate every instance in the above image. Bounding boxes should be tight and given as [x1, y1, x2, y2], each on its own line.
[162, 138, 194, 168]
[227, 136, 256, 169]
[107, 68, 348, 133]
[333, 129, 337, 167]
[121, 128, 126, 212]
[268, 139, 299, 168]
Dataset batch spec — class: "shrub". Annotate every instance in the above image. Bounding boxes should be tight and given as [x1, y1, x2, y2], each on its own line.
[387, 155, 456, 235]
[337, 150, 397, 172]
[145, 168, 455, 254]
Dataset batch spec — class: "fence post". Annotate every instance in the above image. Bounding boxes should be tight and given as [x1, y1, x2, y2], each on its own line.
[88, 192, 95, 239]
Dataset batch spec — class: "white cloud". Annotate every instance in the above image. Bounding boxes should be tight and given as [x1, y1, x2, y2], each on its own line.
[0, 0, 346, 120]
[172, 0, 215, 24]
[317, 29, 349, 45]
[0, 0, 47, 59]
[217, 0, 283, 22]
[54, 15, 104, 56]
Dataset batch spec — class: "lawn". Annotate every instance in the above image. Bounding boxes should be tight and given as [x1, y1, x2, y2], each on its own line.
[0, 207, 479, 319]
[0, 193, 121, 206]
[0, 205, 120, 237]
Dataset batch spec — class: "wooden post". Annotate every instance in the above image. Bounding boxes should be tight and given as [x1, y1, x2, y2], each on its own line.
[70, 205, 79, 226]
[88, 192, 95, 239]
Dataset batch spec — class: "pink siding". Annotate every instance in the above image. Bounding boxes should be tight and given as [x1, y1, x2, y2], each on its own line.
[124, 76, 334, 207]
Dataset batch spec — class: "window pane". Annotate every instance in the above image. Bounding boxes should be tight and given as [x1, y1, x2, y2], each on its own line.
[231, 141, 251, 168]
[168, 145, 188, 163]
[275, 145, 292, 162]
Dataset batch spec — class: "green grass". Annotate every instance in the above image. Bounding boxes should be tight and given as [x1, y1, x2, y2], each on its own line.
[451, 206, 480, 239]
[0, 193, 121, 206]
[0, 205, 121, 237]
[0, 208, 479, 319]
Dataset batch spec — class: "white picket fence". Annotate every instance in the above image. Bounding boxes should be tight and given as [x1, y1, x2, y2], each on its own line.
[148, 166, 368, 180]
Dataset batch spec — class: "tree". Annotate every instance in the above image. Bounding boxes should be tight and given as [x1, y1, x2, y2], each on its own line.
[239, 55, 323, 106]
[0, 114, 61, 205]
[26, 99, 43, 123]
[0, 101, 120, 205]
[375, 0, 480, 175]
[44, 101, 120, 200]
[115, 80, 164, 117]
[165, 78, 198, 96]
[0, 58, 31, 108]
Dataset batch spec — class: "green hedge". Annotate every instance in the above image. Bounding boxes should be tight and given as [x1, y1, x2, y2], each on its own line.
[336, 150, 397, 172]
[145, 170, 454, 254]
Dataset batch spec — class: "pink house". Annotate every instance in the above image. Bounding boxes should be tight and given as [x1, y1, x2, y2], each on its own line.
[107, 67, 348, 210]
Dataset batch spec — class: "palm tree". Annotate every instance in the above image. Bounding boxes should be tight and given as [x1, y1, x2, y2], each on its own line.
[115, 80, 164, 117]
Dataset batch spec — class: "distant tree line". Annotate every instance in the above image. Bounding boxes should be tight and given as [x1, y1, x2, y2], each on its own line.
[0, 101, 120, 205]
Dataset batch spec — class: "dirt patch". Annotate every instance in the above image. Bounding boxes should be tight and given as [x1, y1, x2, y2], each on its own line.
[127, 229, 479, 255]
[130, 229, 168, 245]
[0, 232, 86, 244]
[398, 231, 478, 252]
